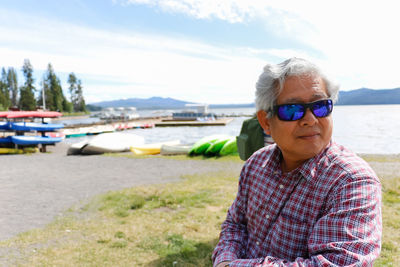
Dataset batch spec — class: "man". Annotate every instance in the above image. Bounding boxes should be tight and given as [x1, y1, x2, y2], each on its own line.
[212, 58, 381, 266]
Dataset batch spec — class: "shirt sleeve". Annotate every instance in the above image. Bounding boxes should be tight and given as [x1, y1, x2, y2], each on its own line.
[256, 174, 382, 267]
[212, 164, 251, 266]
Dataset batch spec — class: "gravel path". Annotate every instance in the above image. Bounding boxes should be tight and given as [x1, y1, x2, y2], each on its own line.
[0, 143, 244, 241]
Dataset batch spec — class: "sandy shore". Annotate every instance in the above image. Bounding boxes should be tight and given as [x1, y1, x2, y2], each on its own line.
[0, 142, 244, 241]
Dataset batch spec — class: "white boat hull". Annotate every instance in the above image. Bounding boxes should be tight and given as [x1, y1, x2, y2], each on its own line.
[81, 133, 145, 155]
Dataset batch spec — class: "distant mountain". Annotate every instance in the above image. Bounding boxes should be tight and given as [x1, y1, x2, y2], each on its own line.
[209, 103, 255, 109]
[337, 88, 400, 105]
[89, 96, 195, 109]
[87, 88, 400, 110]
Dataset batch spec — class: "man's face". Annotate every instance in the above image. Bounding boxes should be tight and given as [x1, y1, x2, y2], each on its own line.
[259, 75, 333, 169]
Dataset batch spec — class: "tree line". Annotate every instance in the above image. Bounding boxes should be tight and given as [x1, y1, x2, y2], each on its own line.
[0, 59, 87, 112]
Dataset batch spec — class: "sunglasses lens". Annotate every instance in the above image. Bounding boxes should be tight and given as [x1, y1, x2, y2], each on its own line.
[275, 99, 333, 121]
[277, 104, 304, 121]
[312, 100, 332, 117]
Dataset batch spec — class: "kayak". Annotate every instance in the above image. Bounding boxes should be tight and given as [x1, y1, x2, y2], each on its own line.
[131, 140, 181, 155]
[160, 144, 192, 155]
[63, 128, 88, 138]
[0, 121, 9, 130]
[0, 111, 62, 118]
[0, 147, 38, 154]
[10, 122, 64, 132]
[66, 140, 89, 155]
[11, 136, 63, 145]
[219, 137, 238, 156]
[81, 132, 145, 154]
[189, 135, 230, 155]
[0, 136, 13, 144]
[204, 135, 232, 156]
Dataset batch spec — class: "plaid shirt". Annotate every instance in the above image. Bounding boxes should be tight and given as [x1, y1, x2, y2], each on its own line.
[213, 141, 381, 266]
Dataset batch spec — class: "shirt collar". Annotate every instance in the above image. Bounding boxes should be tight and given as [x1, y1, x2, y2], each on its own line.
[298, 141, 332, 182]
[263, 142, 333, 182]
[261, 144, 281, 171]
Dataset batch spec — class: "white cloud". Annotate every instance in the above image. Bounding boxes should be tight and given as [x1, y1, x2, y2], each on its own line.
[117, 0, 400, 90]
[2, 1, 399, 106]
[0, 8, 284, 104]
[119, 0, 262, 23]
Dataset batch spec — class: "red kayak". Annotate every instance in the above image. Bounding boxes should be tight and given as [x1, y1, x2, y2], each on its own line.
[0, 111, 62, 118]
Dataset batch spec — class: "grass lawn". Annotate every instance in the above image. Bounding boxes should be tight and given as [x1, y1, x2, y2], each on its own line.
[1, 155, 399, 266]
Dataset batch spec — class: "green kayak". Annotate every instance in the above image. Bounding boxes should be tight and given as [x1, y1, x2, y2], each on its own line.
[189, 135, 229, 155]
[219, 137, 238, 156]
[204, 135, 232, 156]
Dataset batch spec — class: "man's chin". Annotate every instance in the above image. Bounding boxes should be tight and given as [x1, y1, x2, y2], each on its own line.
[297, 144, 326, 160]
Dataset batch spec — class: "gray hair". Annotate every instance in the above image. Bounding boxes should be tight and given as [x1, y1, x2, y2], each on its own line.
[255, 57, 340, 117]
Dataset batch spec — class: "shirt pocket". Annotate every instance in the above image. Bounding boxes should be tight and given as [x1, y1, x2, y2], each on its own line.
[268, 212, 310, 260]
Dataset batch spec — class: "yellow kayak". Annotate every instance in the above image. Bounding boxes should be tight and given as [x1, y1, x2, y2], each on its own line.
[0, 147, 38, 154]
[130, 140, 180, 155]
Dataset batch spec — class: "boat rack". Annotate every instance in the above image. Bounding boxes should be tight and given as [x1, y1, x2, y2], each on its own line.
[0, 111, 64, 153]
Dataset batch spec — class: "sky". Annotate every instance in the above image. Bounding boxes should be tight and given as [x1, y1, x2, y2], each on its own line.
[0, 0, 399, 105]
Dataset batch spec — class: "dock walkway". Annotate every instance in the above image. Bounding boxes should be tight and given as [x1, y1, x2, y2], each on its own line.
[155, 118, 233, 127]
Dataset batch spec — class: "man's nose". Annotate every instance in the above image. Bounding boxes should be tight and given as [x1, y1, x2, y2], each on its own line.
[300, 107, 318, 125]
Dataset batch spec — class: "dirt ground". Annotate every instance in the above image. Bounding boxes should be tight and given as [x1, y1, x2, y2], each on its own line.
[0, 142, 244, 241]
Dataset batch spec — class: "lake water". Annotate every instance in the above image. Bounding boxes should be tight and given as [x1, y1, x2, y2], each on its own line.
[331, 105, 400, 154]
[63, 105, 400, 155]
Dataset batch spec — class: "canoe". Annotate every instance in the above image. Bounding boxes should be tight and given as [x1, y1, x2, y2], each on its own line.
[131, 140, 181, 155]
[204, 135, 233, 156]
[219, 137, 238, 156]
[160, 144, 192, 155]
[81, 132, 145, 155]
[10, 122, 64, 132]
[189, 135, 230, 155]
[11, 136, 63, 145]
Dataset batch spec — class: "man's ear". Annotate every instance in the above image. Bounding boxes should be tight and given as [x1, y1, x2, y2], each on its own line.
[257, 110, 271, 135]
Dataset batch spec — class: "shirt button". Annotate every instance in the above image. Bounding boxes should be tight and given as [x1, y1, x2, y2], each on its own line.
[256, 241, 260, 245]
[279, 184, 284, 189]
[265, 214, 270, 219]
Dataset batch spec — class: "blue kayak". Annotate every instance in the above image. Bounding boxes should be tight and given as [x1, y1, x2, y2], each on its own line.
[0, 121, 10, 130]
[10, 122, 64, 132]
[11, 136, 63, 145]
[0, 136, 12, 143]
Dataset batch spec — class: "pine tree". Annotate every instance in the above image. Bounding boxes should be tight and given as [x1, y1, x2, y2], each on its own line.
[68, 72, 78, 110]
[76, 80, 87, 112]
[0, 68, 8, 110]
[19, 59, 37, 111]
[68, 73, 86, 112]
[62, 95, 73, 113]
[40, 75, 53, 110]
[7, 67, 18, 108]
[43, 63, 67, 112]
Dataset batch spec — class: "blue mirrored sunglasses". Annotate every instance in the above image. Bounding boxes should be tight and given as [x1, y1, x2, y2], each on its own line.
[273, 99, 333, 121]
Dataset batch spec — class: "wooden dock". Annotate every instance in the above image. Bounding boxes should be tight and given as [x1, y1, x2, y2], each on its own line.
[155, 118, 233, 127]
